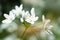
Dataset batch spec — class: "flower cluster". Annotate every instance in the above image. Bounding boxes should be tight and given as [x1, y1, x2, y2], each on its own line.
[2, 4, 38, 25]
[1, 4, 53, 34]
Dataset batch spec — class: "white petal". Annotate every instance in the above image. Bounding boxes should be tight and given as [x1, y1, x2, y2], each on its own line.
[42, 15, 45, 22]
[19, 4, 23, 10]
[2, 19, 12, 24]
[25, 17, 35, 24]
[25, 18, 30, 22]
[30, 21, 34, 24]
[11, 9, 17, 15]
[15, 5, 19, 10]
[25, 11, 30, 17]
[11, 9, 16, 13]
[9, 11, 13, 15]
[20, 18, 24, 22]
[33, 16, 39, 21]
[12, 4, 23, 17]
[31, 8, 35, 17]
[4, 14, 9, 19]
[21, 10, 25, 17]
[47, 30, 53, 34]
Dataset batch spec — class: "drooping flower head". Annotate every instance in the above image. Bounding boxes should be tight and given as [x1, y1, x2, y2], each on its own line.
[41, 15, 53, 35]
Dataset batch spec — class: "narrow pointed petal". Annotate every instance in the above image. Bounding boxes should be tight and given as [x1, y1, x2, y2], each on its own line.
[47, 30, 53, 34]
[31, 8, 35, 17]
[19, 4, 23, 10]
[42, 15, 45, 22]
[2, 19, 12, 24]
[20, 18, 24, 22]
[4, 14, 9, 19]
[25, 11, 30, 17]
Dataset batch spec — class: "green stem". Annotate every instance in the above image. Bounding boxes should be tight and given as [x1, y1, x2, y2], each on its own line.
[21, 21, 30, 39]
[23, 21, 30, 28]
[21, 27, 27, 38]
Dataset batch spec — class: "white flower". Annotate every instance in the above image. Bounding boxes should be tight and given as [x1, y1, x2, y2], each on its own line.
[1, 22, 18, 32]
[42, 15, 53, 34]
[20, 8, 39, 24]
[12, 4, 23, 17]
[2, 11, 15, 24]
[6, 23, 18, 32]
[25, 8, 38, 24]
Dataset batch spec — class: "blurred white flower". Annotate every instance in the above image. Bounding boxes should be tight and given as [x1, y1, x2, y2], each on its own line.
[1, 22, 18, 32]
[2, 11, 15, 24]
[41, 15, 53, 35]
[12, 4, 23, 17]
[6, 22, 18, 32]
[1, 24, 10, 30]
[3, 34, 20, 40]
